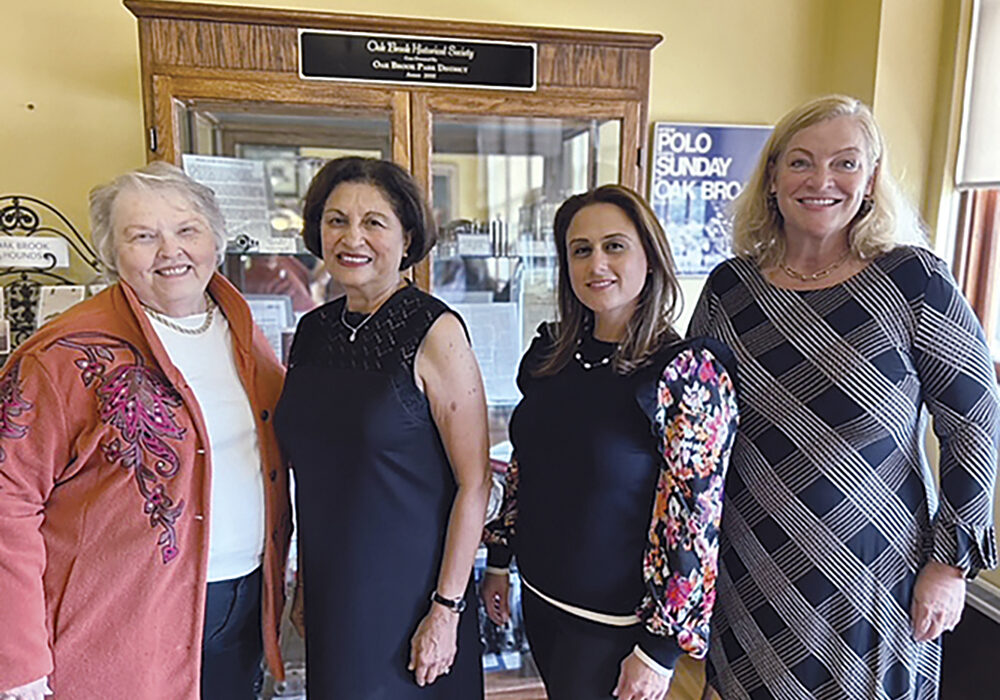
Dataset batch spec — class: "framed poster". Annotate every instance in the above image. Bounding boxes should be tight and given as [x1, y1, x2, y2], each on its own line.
[649, 122, 772, 275]
[181, 154, 272, 246]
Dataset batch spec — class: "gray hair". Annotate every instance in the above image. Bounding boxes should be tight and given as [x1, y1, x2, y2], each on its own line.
[89, 161, 227, 275]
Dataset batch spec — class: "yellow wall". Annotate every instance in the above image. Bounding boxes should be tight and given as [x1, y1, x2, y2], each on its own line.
[1, 0, 869, 237]
[873, 0, 958, 212]
[2, 0, 963, 254]
[6, 0, 995, 580]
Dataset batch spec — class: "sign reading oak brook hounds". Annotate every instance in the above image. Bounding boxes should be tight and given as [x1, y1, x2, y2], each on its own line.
[0, 236, 70, 268]
[299, 30, 537, 91]
[649, 123, 772, 275]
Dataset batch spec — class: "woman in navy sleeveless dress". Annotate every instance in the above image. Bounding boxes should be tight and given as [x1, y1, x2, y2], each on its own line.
[275, 158, 489, 699]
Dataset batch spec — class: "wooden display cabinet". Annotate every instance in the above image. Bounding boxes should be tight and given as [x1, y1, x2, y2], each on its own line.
[126, 0, 660, 289]
[126, 2, 661, 696]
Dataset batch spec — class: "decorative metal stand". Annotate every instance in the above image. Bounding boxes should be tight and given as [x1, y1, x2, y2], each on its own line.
[0, 195, 101, 349]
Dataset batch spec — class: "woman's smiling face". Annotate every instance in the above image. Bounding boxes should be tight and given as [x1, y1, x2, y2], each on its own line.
[320, 181, 410, 301]
[565, 202, 648, 334]
[112, 186, 218, 317]
[772, 115, 875, 246]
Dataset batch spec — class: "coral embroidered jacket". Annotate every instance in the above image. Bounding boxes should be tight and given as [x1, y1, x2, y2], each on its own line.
[0, 275, 292, 699]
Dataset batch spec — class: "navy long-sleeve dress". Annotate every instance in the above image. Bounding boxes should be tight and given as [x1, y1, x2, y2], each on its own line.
[690, 246, 1000, 700]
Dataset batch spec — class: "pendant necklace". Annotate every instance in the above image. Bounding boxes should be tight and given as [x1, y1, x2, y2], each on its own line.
[340, 303, 376, 342]
[340, 280, 409, 342]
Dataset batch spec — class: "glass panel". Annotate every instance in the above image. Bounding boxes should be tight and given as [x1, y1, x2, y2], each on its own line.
[429, 113, 621, 690]
[178, 100, 393, 329]
[178, 102, 395, 698]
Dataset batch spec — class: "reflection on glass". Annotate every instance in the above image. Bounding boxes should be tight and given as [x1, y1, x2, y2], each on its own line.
[430, 114, 620, 417]
[429, 113, 621, 689]
[179, 101, 391, 314]
[179, 101, 398, 698]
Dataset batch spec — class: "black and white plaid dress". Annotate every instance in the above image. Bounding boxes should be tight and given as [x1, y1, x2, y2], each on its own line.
[689, 246, 999, 700]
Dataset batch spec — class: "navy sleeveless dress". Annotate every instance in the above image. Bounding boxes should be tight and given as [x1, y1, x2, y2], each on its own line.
[275, 284, 483, 699]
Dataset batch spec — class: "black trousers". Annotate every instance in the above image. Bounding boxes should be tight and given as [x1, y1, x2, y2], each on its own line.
[201, 568, 263, 700]
[521, 586, 638, 700]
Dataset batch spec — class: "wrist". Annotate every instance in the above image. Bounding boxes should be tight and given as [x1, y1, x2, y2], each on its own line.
[430, 590, 466, 614]
[631, 645, 674, 678]
[427, 602, 462, 626]
[926, 560, 965, 577]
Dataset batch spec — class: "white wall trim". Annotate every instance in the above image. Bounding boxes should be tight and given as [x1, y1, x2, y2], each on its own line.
[967, 577, 1000, 622]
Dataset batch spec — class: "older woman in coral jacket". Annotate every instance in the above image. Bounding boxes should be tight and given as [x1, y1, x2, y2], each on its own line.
[0, 162, 291, 700]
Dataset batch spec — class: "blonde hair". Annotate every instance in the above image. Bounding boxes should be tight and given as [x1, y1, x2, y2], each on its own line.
[732, 94, 910, 268]
[534, 185, 681, 377]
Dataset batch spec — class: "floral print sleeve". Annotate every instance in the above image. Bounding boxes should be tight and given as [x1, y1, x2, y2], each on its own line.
[483, 454, 519, 569]
[635, 346, 738, 664]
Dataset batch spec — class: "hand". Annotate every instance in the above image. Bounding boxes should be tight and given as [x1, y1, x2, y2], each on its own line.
[613, 651, 671, 700]
[480, 571, 511, 626]
[1, 677, 51, 700]
[290, 581, 305, 638]
[911, 560, 966, 642]
[408, 603, 459, 687]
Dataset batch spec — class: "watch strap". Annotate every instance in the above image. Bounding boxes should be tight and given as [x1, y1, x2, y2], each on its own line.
[430, 590, 467, 613]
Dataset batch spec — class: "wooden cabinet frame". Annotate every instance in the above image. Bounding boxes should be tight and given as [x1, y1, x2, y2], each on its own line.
[126, 0, 662, 288]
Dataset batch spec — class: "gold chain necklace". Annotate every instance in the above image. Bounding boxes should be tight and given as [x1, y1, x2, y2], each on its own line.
[781, 250, 852, 282]
[144, 295, 216, 335]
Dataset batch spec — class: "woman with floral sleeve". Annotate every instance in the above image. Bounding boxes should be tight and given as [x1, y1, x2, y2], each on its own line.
[480, 184, 739, 700]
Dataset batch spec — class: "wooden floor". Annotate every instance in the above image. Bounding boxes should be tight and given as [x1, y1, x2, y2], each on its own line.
[486, 656, 705, 700]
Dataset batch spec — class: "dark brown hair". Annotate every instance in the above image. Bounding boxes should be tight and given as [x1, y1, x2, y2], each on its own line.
[534, 184, 682, 376]
[301, 157, 436, 269]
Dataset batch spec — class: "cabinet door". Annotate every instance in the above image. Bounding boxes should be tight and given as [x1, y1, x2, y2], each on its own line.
[413, 91, 636, 438]
[161, 82, 411, 353]
[413, 92, 637, 687]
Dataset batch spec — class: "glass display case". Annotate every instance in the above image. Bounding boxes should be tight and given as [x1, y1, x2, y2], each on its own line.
[428, 114, 621, 444]
[127, 1, 660, 696]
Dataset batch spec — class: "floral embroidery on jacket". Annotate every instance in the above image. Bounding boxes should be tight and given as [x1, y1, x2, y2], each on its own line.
[637, 347, 738, 658]
[54, 332, 187, 563]
[0, 359, 33, 462]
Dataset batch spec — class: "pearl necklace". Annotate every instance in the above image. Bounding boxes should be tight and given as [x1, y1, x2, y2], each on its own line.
[144, 296, 216, 335]
[780, 250, 852, 282]
[573, 338, 615, 371]
[340, 303, 375, 342]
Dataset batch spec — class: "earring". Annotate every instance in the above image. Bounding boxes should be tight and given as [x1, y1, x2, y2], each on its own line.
[859, 197, 873, 216]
